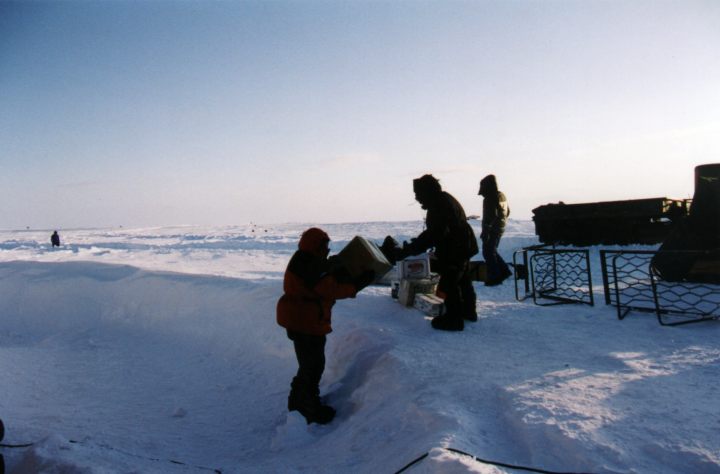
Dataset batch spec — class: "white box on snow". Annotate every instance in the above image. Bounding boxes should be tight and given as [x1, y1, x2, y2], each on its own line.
[399, 254, 431, 280]
[397, 277, 438, 307]
[413, 293, 445, 317]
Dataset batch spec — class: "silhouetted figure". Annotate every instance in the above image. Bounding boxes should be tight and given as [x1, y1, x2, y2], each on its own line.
[479, 174, 512, 286]
[51, 230, 60, 248]
[396, 174, 479, 331]
[277, 228, 374, 425]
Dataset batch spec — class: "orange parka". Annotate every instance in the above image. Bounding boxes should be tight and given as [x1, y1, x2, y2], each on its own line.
[276, 228, 358, 336]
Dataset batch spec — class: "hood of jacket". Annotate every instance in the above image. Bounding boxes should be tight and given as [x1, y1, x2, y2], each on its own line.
[413, 174, 442, 209]
[479, 174, 498, 196]
[298, 227, 330, 257]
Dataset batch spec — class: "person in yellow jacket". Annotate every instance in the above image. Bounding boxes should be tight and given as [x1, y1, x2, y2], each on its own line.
[479, 174, 512, 286]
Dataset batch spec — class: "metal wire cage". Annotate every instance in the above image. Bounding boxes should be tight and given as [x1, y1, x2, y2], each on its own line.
[600, 250, 657, 319]
[601, 249, 720, 325]
[514, 245, 594, 306]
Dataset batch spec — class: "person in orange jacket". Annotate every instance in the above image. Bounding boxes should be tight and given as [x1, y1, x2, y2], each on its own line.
[277, 227, 374, 425]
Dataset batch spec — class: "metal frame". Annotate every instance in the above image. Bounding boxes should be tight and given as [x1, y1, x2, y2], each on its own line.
[513, 246, 533, 302]
[600, 250, 658, 320]
[514, 245, 594, 306]
[600, 249, 720, 325]
[650, 250, 720, 326]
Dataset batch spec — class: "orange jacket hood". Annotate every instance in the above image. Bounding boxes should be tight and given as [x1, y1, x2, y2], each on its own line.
[298, 227, 330, 257]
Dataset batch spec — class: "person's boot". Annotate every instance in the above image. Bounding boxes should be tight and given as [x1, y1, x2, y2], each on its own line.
[500, 266, 513, 282]
[300, 400, 335, 425]
[288, 391, 335, 425]
[486, 266, 512, 286]
[431, 315, 464, 331]
[288, 392, 300, 412]
[314, 404, 336, 424]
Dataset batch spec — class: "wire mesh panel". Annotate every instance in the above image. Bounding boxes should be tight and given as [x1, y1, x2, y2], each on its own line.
[513, 246, 593, 306]
[530, 248, 594, 306]
[601, 249, 720, 325]
[650, 250, 720, 326]
[600, 250, 657, 320]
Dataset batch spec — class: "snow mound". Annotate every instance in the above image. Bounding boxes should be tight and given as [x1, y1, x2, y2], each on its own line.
[1, 222, 719, 473]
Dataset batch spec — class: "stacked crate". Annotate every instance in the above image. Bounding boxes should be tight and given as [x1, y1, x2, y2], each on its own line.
[393, 254, 444, 317]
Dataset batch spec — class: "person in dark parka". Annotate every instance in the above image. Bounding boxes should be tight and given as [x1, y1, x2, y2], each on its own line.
[51, 231, 60, 248]
[398, 174, 479, 331]
[277, 227, 374, 424]
[479, 174, 512, 286]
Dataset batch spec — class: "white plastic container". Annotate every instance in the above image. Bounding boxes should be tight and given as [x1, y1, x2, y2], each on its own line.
[399, 254, 431, 280]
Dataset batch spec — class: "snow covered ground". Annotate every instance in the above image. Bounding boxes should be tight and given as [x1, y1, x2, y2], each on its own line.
[0, 221, 718, 473]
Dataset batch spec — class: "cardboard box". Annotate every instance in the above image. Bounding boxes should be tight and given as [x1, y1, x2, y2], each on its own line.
[413, 293, 445, 317]
[399, 254, 431, 280]
[378, 266, 399, 286]
[468, 260, 487, 282]
[336, 236, 393, 286]
[397, 277, 438, 306]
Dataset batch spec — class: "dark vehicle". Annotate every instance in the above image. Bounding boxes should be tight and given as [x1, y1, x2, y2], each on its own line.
[532, 197, 691, 246]
[652, 163, 720, 283]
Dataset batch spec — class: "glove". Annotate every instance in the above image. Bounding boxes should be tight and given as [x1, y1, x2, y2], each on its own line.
[330, 265, 354, 284]
[353, 270, 376, 291]
[396, 241, 416, 261]
[395, 248, 409, 261]
[326, 256, 352, 283]
[380, 235, 401, 265]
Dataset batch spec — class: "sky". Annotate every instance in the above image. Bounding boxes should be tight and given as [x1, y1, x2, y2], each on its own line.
[1, 0, 719, 230]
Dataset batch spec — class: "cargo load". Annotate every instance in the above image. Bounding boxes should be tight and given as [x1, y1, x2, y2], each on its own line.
[397, 277, 439, 307]
[467, 260, 487, 282]
[398, 254, 431, 280]
[413, 293, 445, 317]
[532, 197, 690, 246]
[335, 236, 394, 285]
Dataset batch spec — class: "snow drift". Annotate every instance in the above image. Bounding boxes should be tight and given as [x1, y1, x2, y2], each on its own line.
[0, 223, 718, 473]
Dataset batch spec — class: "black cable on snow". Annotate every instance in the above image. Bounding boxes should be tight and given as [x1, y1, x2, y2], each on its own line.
[395, 447, 596, 474]
[394, 452, 429, 473]
[0, 442, 34, 449]
[0, 435, 221, 473]
[446, 448, 595, 474]
[0, 420, 34, 448]
[68, 440, 223, 474]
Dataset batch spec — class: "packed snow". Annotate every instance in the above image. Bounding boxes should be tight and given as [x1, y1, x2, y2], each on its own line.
[0, 221, 718, 473]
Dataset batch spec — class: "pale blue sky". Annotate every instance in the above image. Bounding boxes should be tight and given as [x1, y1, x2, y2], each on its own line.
[1, 0, 719, 229]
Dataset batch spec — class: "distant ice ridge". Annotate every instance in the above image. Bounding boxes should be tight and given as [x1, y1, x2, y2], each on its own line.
[0, 220, 538, 280]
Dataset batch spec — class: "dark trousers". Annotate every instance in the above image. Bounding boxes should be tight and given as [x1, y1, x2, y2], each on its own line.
[482, 229, 510, 282]
[287, 330, 326, 403]
[437, 261, 477, 320]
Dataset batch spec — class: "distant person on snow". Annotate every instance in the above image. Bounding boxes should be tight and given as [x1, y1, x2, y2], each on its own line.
[395, 174, 479, 331]
[51, 230, 60, 248]
[478, 174, 512, 286]
[277, 227, 375, 425]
